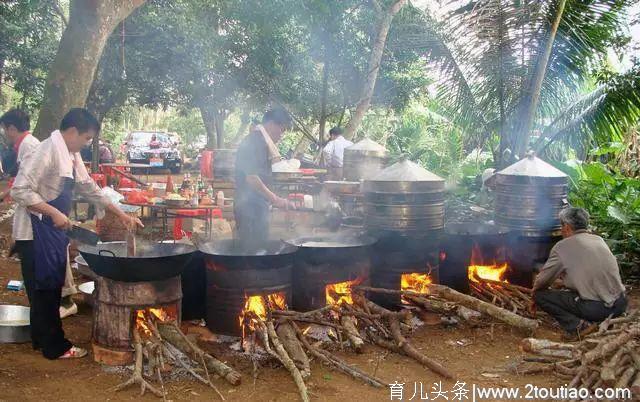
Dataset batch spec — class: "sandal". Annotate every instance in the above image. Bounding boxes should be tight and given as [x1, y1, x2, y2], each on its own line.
[59, 346, 88, 359]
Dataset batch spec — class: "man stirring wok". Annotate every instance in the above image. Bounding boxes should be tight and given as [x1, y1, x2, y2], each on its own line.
[11, 108, 143, 359]
[234, 108, 296, 251]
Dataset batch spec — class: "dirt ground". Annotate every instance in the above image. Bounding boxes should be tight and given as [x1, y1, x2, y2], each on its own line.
[0, 180, 636, 402]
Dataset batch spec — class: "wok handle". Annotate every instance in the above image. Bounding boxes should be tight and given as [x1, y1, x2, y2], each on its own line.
[98, 250, 116, 257]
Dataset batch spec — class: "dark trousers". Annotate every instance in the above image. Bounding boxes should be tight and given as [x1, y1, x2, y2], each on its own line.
[16, 240, 72, 359]
[234, 202, 269, 252]
[534, 289, 628, 333]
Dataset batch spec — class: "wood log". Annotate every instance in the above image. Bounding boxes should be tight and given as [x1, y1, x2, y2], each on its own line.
[521, 338, 575, 359]
[583, 328, 640, 365]
[631, 371, 640, 396]
[340, 315, 365, 353]
[616, 367, 636, 389]
[600, 347, 627, 385]
[276, 322, 311, 378]
[357, 295, 454, 379]
[428, 284, 539, 332]
[290, 322, 385, 388]
[404, 294, 455, 315]
[113, 330, 164, 398]
[265, 321, 310, 402]
[157, 323, 241, 386]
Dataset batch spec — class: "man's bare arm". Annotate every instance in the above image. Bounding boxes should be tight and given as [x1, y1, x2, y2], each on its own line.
[246, 175, 278, 203]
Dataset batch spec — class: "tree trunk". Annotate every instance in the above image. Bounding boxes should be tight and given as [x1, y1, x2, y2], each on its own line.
[201, 106, 225, 149]
[342, 0, 406, 140]
[34, 0, 146, 140]
[319, 54, 330, 146]
[214, 109, 225, 149]
[0, 58, 4, 108]
[512, 0, 567, 157]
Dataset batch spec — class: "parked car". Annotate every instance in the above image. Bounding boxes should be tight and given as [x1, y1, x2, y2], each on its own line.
[122, 131, 182, 173]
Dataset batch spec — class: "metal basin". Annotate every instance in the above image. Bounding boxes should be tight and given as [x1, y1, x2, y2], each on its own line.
[0, 305, 30, 343]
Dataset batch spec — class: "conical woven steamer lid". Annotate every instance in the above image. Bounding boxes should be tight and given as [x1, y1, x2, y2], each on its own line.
[363, 159, 444, 193]
[497, 152, 567, 178]
[344, 138, 387, 157]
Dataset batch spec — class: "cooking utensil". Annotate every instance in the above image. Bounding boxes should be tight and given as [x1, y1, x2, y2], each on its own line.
[74, 255, 98, 279]
[78, 241, 197, 282]
[69, 224, 100, 245]
[273, 171, 303, 181]
[284, 234, 377, 249]
[78, 281, 95, 307]
[0, 305, 30, 343]
[323, 181, 361, 195]
[164, 198, 187, 207]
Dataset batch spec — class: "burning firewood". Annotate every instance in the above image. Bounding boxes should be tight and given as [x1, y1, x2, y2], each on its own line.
[113, 329, 165, 398]
[518, 311, 640, 397]
[356, 285, 539, 333]
[239, 295, 310, 402]
[113, 308, 241, 400]
[352, 293, 455, 379]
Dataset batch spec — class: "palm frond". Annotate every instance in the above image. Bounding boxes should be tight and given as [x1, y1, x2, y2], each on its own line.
[538, 65, 640, 158]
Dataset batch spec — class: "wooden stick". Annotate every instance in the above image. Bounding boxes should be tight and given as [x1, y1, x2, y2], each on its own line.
[583, 328, 640, 365]
[264, 320, 310, 402]
[340, 315, 365, 353]
[157, 322, 242, 386]
[615, 367, 636, 389]
[290, 321, 385, 388]
[428, 284, 539, 332]
[600, 347, 627, 385]
[276, 322, 311, 378]
[358, 295, 454, 379]
[113, 330, 165, 398]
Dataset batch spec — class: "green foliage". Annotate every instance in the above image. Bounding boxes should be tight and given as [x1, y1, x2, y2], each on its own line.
[0, 0, 65, 111]
[409, 1, 640, 162]
[558, 157, 640, 276]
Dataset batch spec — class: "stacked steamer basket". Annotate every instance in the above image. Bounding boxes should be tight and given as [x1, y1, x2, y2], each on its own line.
[362, 159, 445, 309]
[342, 138, 387, 181]
[493, 151, 569, 285]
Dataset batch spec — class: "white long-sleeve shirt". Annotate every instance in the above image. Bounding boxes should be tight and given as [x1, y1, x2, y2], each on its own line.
[11, 133, 40, 240]
[322, 136, 353, 168]
[11, 131, 111, 240]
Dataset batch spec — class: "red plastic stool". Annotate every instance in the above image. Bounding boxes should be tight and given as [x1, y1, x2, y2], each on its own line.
[173, 209, 205, 240]
[91, 173, 107, 188]
[209, 208, 223, 219]
[288, 193, 305, 209]
[173, 208, 223, 240]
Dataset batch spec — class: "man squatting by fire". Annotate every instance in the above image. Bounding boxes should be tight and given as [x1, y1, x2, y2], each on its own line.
[11, 108, 143, 359]
[533, 207, 627, 339]
[234, 108, 297, 251]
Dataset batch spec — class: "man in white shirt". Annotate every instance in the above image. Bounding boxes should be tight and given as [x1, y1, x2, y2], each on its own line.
[1, 110, 79, 319]
[322, 127, 353, 180]
[12, 108, 143, 360]
[0, 109, 40, 201]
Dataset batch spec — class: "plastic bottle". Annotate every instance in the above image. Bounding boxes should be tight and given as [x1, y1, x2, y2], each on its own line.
[166, 175, 174, 194]
[216, 191, 224, 207]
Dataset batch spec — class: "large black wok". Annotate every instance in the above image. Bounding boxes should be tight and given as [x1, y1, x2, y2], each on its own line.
[78, 241, 197, 282]
[198, 239, 297, 272]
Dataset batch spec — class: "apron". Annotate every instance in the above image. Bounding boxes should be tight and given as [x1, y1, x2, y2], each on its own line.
[30, 177, 74, 290]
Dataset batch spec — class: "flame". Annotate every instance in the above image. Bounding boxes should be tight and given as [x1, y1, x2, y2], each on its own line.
[467, 242, 508, 283]
[401, 273, 432, 294]
[325, 279, 361, 306]
[135, 306, 177, 337]
[239, 292, 287, 339]
[468, 263, 508, 283]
